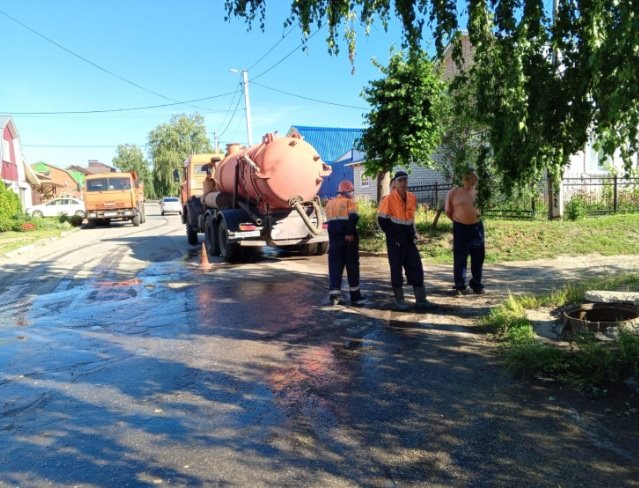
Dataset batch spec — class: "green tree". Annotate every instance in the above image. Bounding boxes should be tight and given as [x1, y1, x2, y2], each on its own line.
[225, 0, 639, 189]
[0, 183, 21, 231]
[112, 144, 154, 199]
[148, 114, 212, 197]
[357, 49, 448, 204]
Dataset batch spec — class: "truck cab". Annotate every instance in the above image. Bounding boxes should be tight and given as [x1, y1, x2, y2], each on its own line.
[85, 172, 146, 227]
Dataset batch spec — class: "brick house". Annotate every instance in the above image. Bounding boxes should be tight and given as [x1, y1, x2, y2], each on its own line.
[32, 162, 83, 202]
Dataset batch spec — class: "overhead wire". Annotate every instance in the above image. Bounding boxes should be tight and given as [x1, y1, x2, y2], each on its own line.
[251, 28, 321, 81]
[250, 81, 366, 110]
[0, 8, 212, 112]
[5, 91, 237, 115]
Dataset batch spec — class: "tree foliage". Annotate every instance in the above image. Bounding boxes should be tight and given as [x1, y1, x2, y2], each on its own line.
[357, 49, 447, 203]
[112, 144, 154, 199]
[225, 0, 639, 190]
[148, 114, 212, 197]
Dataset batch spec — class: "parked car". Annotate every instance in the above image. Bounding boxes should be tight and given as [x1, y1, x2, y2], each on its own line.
[25, 198, 86, 218]
[160, 196, 181, 216]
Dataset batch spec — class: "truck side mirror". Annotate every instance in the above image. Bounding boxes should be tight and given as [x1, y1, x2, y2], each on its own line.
[172, 169, 180, 183]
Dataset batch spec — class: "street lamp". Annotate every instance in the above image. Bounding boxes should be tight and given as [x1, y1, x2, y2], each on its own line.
[230, 68, 253, 146]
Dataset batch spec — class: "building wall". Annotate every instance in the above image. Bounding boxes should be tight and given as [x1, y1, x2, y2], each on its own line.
[352, 163, 448, 203]
[2, 125, 18, 181]
[35, 164, 82, 199]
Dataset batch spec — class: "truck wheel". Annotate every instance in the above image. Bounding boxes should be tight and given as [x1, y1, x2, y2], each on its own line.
[186, 222, 198, 245]
[140, 205, 146, 223]
[218, 219, 240, 262]
[315, 242, 329, 255]
[132, 215, 141, 226]
[86, 218, 96, 228]
[205, 215, 221, 256]
[299, 243, 318, 256]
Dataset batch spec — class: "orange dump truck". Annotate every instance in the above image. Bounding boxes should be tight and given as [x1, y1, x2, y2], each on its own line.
[179, 132, 332, 262]
[84, 171, 146, 227]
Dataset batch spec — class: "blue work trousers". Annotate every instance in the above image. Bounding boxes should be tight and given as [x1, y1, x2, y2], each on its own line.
[328, 238, 360, 293]
[453, 221, 485, 291]
[386, 238, 424, 287]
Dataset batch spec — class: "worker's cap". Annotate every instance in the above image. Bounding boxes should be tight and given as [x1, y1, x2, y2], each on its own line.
[393, 171, 408, 181]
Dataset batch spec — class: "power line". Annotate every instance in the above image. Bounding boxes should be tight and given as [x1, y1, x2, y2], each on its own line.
[252, 28, 321, 81]
[247, 25, 296, 71]
[217, 92, 243, 139]
[2, 91, 237, 115]
[250, 81, 367, 110]
[215, 83, 242, 135]
[0, 8, 208, 111]
[24, 143, 144, 149]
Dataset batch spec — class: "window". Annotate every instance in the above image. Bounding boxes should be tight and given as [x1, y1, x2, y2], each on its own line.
[360, 173, 370, 188]
[87, 178, 107, 191]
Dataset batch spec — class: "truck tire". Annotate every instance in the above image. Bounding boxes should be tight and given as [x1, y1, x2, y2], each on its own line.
[218, 219, 240, 262]
[315, 242, 329, 255]
[140, 205, 146, 223]
[298, 243, 318, 256]
[204, 215, 220, 256]
[186, 222, 198, 245]
[86, 218, 96, 228]
[132, 214, 141, 226]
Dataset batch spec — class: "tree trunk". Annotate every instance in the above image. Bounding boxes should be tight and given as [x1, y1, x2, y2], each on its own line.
[376, 171, 392, 206]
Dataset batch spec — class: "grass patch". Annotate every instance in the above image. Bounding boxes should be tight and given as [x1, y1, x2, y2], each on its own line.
[480, 273, 639, 388]
[357, 203, 639, 263]
[0, 217, 78, 255]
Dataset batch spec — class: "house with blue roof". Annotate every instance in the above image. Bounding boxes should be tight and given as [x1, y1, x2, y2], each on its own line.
[287, 126, 363, 199]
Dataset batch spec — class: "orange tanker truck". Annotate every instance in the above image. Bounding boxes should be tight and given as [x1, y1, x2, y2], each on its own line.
[84, 171, 146, 227]
[179, 132, 332, 262]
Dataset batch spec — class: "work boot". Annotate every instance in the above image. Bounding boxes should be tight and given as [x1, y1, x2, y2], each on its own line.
[393, 286, 411, 311]
[414, 285, 437, 311]
[329, 293, 343, 306]
[350, 289, 365, 306]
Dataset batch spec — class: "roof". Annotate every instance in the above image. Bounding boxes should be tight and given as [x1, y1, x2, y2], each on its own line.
[288, 126, 363, 163]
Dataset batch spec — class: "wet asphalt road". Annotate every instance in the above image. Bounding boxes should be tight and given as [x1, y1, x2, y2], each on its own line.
[1, 204, 638, 487]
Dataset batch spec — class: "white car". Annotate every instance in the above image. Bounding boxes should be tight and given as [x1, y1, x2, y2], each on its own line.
[26, 198, 86, 218]
[160, 197, 182, 216]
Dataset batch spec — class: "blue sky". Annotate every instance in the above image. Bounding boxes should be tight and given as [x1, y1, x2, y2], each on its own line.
[1, 1, 411, 167]
[2, 1, 555, 169]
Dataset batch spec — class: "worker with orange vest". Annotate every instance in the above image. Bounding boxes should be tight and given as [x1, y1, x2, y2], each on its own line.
[325, 180, 364, 306]
[378, 171, 436, 311]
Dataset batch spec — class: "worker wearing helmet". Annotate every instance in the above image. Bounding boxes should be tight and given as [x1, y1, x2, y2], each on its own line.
[325, 180, 364, 306]
[378, 171, 436, 311]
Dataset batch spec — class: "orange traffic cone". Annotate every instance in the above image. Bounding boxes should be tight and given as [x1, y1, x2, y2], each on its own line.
[199, 241, 210, 268]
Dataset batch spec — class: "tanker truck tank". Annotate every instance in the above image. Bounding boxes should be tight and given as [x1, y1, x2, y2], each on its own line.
[181, 132, 332, 262]
[213, 132, 331, 210]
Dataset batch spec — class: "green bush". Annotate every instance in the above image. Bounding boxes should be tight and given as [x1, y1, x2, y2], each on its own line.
[0, 184, 22, 224]
[565, 196, 586, 221]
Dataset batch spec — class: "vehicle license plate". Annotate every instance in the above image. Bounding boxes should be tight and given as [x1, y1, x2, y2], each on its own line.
[238, 230, 260, 238]
[104, 212, 117, 217]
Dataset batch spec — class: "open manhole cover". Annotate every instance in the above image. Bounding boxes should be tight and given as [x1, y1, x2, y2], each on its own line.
[562, 302, 639, 340]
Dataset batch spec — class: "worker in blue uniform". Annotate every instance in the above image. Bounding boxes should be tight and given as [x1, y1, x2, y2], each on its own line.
[378, 171, 436, 311]
[325, 180, 364, 306]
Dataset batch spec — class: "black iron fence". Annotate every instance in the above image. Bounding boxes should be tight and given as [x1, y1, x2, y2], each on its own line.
[408, 182, 452, 210]
[562, 176, 639, 215]
[409, 175, 639, 219]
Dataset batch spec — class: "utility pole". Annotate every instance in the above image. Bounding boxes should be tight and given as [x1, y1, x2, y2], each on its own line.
[241, 70, 253, 146]
[230, 68, 253, 146]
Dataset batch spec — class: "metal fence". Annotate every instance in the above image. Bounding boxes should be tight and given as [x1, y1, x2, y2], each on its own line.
[410, 175, 639, 220]
[562, 176, 639, 215]
[408, 182, 452, 210]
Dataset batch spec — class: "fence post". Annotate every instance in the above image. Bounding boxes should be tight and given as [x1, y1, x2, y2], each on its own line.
[614, 175, 618, 213]
[434, 182, 439, 210]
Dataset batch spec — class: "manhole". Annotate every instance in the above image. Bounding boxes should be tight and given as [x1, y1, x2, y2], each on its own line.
[562, 302, 639, 340]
